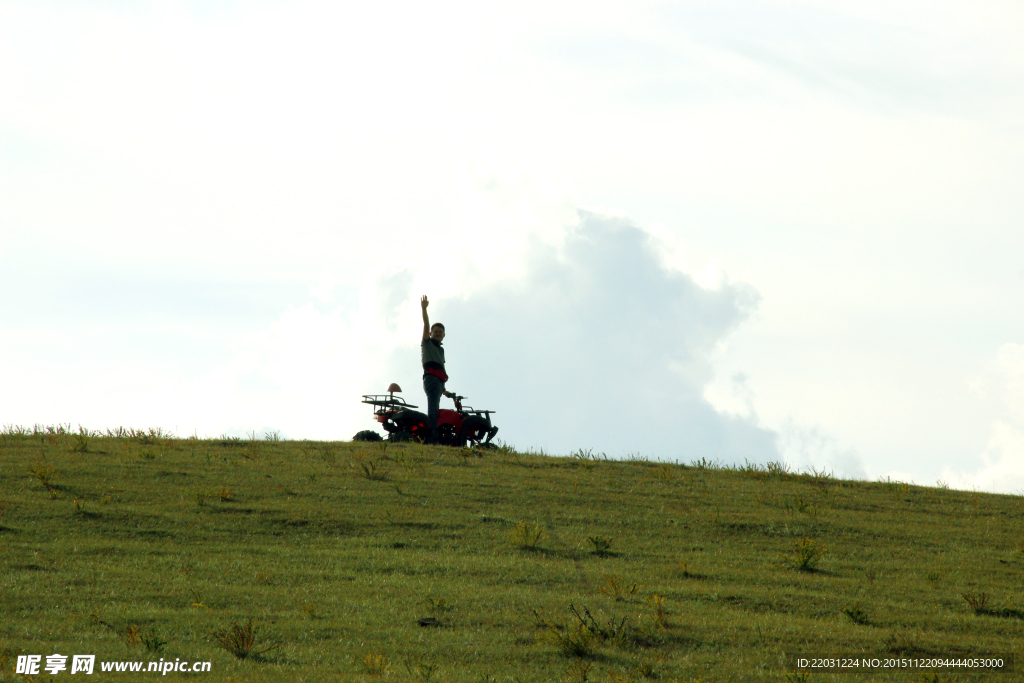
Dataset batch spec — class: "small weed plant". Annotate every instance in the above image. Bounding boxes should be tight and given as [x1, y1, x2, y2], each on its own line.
[651, 465, 673, 482]
[961, 591, 989, 614]
[311, 443, 336, 463]
[212, 620, 281, 660]
[134, 427, 166, 445]
[568, 604, 631, 644]
[403, 654, 438, 682]
[738, 459, 768, 479]
[587, 535, 613, 556]
[507, 520, 546, 549]
[189, 586, 210, 609]
[600, 575, 642, 601]
[141, 629, 167, 654]
[570, 448, 600, 473]
[632, 660, 657, 679]
[645, 594, 668, 628]
[72, 428, 90, 453]
[29, 464, 56, 489]
[779, 538, 826, 571]
[882, 630, 923, 655]
[72, 497, 94, 518]
[841, 603, 869, 625]
[243, 435, 263, 460]
[360, 652, 391, 675]
[786, 495, 818, 517]
[353, 454, 390, 481]
[539, 604, 647, 658]
[490, 439, 518, 458]
[540, 621, 596, 658]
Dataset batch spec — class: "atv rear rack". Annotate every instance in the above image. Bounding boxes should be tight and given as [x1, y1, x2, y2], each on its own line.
[361, 394, 418, 413]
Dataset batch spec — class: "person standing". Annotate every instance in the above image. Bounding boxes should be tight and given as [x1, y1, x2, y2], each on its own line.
[421, 295, 453, 444]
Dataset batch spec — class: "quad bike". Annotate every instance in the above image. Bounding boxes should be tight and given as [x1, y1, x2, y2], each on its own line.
[360, 383, 499, 447]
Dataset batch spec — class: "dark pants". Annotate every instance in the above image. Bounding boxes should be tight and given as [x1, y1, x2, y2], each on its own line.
[423, 374, 444, 443]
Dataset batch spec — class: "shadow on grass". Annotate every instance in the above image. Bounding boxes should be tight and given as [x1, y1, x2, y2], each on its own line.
[479, 514, 515, 525]
[879, 631, 981, 657]
[386, 521, 439, 530]
[518, 547, 585, 561]
[980, 607, 1024, 620]
[796, 567, 838, 576]
[244, 650, 288, 665]
[204, 507, 259, 515]
[132, 529, 174, 538]
[655, 629, 702, 649]
[11, 563, 55, 572]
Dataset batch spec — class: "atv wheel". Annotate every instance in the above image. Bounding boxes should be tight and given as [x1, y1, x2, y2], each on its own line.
[457, 416, 490, 446]
[437, 424, 458, 447]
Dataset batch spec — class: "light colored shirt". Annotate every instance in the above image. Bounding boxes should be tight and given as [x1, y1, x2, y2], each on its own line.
[421, 338, 445, 371]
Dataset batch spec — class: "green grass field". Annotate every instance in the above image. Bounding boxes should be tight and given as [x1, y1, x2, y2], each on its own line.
[2, 426, 1022, 682]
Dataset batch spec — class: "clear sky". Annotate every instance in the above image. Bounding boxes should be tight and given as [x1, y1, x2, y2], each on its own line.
[2, 1, 1023, 491]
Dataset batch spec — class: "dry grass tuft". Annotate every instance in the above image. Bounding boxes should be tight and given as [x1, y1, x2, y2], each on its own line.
[212, 620, 281, 660]
[600, 575, 642, 601]
[507, 520, 546, 549]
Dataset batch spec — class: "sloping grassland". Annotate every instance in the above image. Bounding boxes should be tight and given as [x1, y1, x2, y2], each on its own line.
[1, 428, 1022, 682]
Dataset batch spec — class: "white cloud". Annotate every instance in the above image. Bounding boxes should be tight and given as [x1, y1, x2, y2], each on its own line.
[943, 344, 1024, 493]
[401, 210, 778, 460]
[777, 420, 867, 480]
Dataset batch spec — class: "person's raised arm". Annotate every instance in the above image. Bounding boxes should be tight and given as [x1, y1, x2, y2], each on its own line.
[421, 295, 430, 340]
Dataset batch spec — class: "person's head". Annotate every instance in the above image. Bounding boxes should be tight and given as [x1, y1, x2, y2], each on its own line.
[429, 322, 445, 341]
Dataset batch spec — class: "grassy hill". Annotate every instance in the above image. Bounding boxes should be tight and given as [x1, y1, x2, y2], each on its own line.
[1, 426, 1022, 682]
